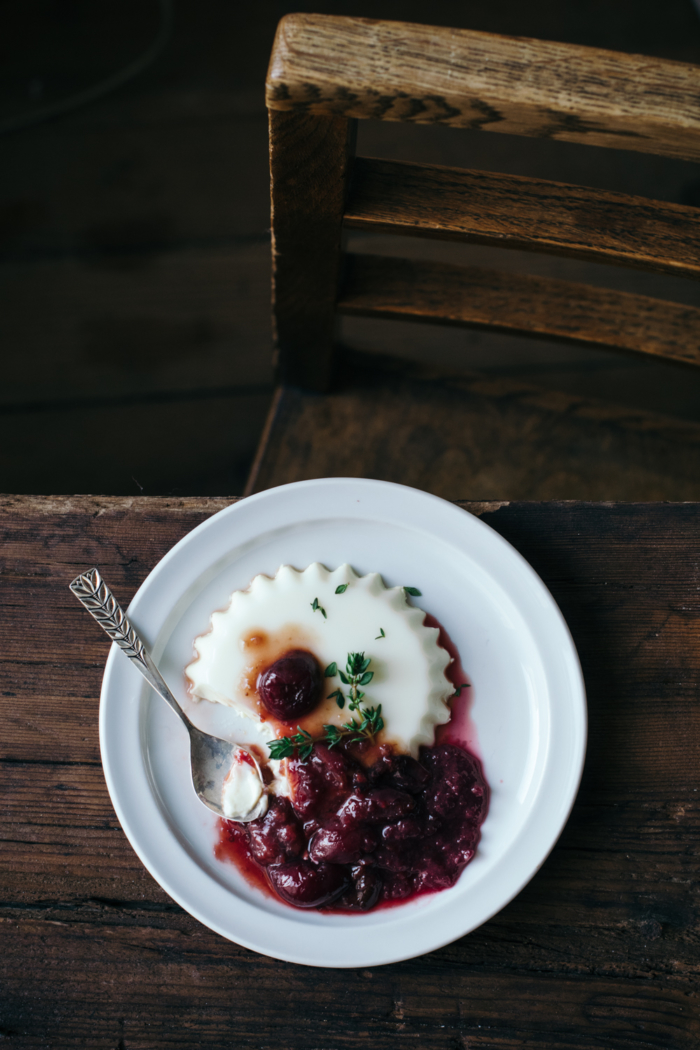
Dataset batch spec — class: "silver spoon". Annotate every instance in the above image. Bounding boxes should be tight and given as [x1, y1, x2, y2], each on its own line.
[70, 567, 268, 822]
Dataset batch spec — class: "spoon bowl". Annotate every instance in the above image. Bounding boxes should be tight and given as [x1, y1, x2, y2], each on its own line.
[70, 567, 268, 823]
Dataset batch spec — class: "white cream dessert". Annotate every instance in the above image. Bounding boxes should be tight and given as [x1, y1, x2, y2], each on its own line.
[186, 563, 454, 816]
[221, 750, 267, 822]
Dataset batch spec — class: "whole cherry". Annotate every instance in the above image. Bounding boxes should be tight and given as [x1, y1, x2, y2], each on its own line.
[257, 649, 322, 721]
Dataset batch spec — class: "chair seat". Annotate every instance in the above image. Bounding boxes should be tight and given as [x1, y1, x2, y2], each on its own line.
[246, 348, 700, 500]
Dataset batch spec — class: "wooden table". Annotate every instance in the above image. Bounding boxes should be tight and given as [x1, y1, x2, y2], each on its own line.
[2, 496, 698, 1049]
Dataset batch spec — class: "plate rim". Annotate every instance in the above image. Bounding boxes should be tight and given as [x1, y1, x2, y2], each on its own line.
[99, 478, 587, 967]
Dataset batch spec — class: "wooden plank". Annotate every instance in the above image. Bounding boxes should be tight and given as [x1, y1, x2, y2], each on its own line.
[337, 253, 700, 367]
[0, 242, 274, 496]
[0, 387, 271, 496]
[0, 110, 271, 260]
[247, 350, 700, 502]
[2, 919, 698, 1049]
[0, 243, 274, 408]
[2, 916, 697, 1050]
[0, 497, 232, 765]
[269, 109, 355, 390]
[344, 158, 700, 279]
[267, 14, 700, 162]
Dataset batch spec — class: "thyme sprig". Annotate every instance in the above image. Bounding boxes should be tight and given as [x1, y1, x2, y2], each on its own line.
[323, 704, 384, 748]
[267, 652, 384, 762]
[268, 728, 315, 762]
[334, 651, 374, 710]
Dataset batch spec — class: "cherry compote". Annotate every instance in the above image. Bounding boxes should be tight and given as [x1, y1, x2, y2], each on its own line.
[221, 741, 489, 911]
[257, 649, 322, 721]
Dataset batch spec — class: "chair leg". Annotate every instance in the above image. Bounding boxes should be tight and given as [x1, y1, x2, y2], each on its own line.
[269, 108, 356, 391]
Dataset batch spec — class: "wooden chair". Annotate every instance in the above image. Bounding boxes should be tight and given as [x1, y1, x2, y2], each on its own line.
[245, 13, 700, 500]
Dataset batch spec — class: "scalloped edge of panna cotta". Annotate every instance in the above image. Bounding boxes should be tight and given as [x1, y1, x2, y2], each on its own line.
[185, 563, 453, 758]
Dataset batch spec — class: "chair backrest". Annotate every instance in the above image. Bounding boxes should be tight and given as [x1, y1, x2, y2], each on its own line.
[266, 14, 700, 391]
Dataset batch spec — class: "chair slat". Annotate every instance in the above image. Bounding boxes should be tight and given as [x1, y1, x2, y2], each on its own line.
[267, 14, 700, 162]
[337, 254, 700, 369]
[344, 159, 700, 280]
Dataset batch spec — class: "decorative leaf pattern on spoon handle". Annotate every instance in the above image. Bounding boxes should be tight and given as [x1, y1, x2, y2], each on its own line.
[69, 567, 146, 665]
[68, 566, 266, 821]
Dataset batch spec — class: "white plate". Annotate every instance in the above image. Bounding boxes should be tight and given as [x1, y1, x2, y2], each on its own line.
[100, 478, 586, 968]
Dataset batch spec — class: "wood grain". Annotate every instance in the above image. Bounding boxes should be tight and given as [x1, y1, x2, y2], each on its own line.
[247, 349, 700, 502]
[0, 242, 275, 408]
[270, 109, 355, 390]
[267, 14, 700, 161]
[344, 158, 700, 279]
[1, 496, 700, 1047]
[338, 253, 700, 368]
[0, 384, 272, 497]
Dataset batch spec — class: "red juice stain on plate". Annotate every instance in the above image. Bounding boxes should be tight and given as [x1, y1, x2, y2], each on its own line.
[423, 613, 480, 759]
[215, 819, 275, 900]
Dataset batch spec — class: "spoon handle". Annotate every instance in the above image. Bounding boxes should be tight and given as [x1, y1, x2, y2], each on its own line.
[69, 567, 189, 727]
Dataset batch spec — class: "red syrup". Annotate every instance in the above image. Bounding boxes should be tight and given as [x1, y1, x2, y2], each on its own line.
[423, 613, 480, 758]
[215, 820, 273, 899]
[215, 617, 489, 912]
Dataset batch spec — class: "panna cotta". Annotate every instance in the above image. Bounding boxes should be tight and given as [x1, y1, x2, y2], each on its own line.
[186, 563, 453, 758]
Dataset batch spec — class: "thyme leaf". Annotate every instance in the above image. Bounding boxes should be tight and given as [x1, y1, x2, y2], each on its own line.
[267, 653, 384, 761]
[268, 727, 313, 761]
[326, 688, 345, 709]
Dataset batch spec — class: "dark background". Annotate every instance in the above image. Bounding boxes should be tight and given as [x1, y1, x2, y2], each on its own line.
[3, 0, 700, 497]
